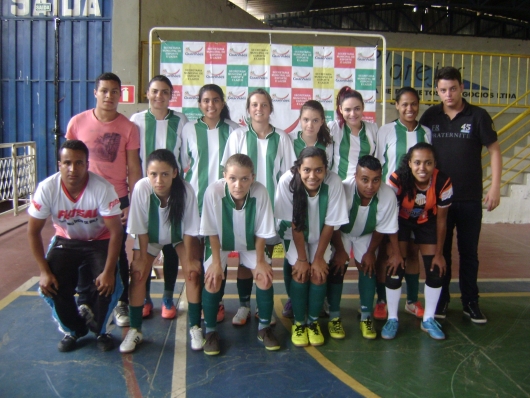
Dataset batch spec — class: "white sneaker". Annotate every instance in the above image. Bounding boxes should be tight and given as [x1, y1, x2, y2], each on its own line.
[189, 325, 205, 350]
[120, 328, 143, 353]
[232, 306, 251, 325]
[114, 301, 130, 327]
[254, 307, 277, 325]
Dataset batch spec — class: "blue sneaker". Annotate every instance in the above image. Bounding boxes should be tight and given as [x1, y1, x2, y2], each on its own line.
[381, 319, 399, 340]
[421, 318, 445, 340]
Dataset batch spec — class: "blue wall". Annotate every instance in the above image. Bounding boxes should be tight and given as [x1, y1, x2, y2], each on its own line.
[1, 0, 113, 181]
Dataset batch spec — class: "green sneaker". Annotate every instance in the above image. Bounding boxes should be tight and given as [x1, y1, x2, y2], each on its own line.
[291, 323, 308, 347]
[328, 317, 345, 339]
[307, 322, 324, 346]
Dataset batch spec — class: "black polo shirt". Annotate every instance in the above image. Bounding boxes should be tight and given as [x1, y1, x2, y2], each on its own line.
[419, 99, 497, 202]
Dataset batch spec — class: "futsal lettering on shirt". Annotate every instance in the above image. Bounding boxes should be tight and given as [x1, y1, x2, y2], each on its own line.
[57, 209, 99, 225]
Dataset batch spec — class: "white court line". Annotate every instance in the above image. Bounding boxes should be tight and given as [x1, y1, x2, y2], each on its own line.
[171, 284, 187, 398]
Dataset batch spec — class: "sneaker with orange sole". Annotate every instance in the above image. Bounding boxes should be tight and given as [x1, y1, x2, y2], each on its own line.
[373, 302, 388, 320]
[404, 301, 424, 318]
[142, 300, 153, 318]
[162, 299, 177, 319]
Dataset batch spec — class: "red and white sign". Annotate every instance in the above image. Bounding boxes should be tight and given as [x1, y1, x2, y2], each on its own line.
[120, 85, 136, 104]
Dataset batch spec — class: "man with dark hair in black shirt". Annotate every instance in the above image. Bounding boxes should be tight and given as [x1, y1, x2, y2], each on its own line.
[419, 66, 501, 324]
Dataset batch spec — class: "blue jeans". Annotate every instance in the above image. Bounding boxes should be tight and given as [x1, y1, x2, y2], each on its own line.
[440, 201, 482, 306]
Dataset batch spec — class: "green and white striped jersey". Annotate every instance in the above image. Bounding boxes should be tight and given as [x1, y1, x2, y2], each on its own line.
[340, 177, 398, 239]
[328, 120, 378, 180]
[200, 179, 276, 252]
[127, 178, 200, 245]
[221, 124, 296, 207]
[376, 120, 431, 184]
[288, 130, 334, 166]
[130, 109, 188, 172]
[181, 118, 240, 215]
[275, 170, 349, 263]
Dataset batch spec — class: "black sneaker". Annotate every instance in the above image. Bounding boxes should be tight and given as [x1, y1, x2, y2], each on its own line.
[203, 331, 220, 356]
[463, 302, 487, 324]
[96, 333, 115, 351]
[58, 335, 78, 352]
[435, 301, 448, 319]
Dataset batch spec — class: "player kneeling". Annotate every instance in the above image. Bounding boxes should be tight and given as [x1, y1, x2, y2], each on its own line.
[200, 154, 279, 355]
[275, 147, 348, 347]
[28, 140, 123, 352]
[120, 149, 201, 353]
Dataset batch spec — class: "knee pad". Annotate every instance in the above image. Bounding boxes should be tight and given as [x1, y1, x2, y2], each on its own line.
[385, 263, 405, 290]
[327, 262, 348, 284]
[423, 255, 443, 288]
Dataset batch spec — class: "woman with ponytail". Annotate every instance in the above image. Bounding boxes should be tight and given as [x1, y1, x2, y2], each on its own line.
[130, 75, 189, 320]
[275, 147, 348, 347]
[120, 149, 201, 353]
[282, 100, 333, 318]
[329, 87, 377, 180]
[382, 143, 452, 341]
[181, 84, 240, 322]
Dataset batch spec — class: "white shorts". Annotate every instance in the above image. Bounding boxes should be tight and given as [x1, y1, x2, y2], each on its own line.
[203, 250, 271, 272]
[133, 239, 180, 257]
[265, 233, 282, 246]
[341, 233, 378, 264]
[283, 239, 332, 266]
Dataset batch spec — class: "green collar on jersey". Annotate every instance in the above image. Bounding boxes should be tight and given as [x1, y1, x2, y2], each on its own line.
[224, 181, 251, 209]
[247, 119, 276, 139]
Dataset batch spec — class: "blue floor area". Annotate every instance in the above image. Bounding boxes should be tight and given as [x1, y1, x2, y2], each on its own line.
[1, 279, 529, 397]
[185, 299, 361, 397]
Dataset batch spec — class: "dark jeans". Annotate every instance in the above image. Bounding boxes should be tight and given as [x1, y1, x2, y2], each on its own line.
[440, 200, 482, 306]
[45, 236, 122, 335]
[78, 195, 129, 304]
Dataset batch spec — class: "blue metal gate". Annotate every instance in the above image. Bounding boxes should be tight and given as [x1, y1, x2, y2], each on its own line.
[1, 0, 112, 181]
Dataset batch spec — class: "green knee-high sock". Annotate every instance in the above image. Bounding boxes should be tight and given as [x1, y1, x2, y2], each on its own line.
[376, 282, 387, 303]
[144, 277, 152, 302]
[359, 272, 377, 317]
[283, 258, 292, 297]
[219, 268, 228, 301]
[202, 289, 222, 333]
[237, 277, 253, 307]
[162, 244, 178, 293]
[308, 283, 327, 322]
[327, 282, 344, 318]
[188, 302, 201, 328]
[256, 286, 274, 329]
[290, 280, 309, 324]
[129, 305, 143, 330]
[405, 273, 420, 303]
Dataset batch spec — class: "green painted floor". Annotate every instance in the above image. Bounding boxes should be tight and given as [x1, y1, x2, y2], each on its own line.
[315, 295, 530, 397]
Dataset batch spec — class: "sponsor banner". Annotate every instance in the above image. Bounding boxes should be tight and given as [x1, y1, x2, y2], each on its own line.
[358, 89, 377, 112]
[161, 42, 377, 131]
[355, 47, 377, 69]
[334, 69, 355, 89]
[270, 44, 292, 67]
[314, 89, 335, 111]
[181, 85, 201, 108]
[169, 85, 182, 108]
[206, 42, 227, 65]
[183, 42, 205, 64]
[314, 47, 334, 68]
[228, 43, 250, 65]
